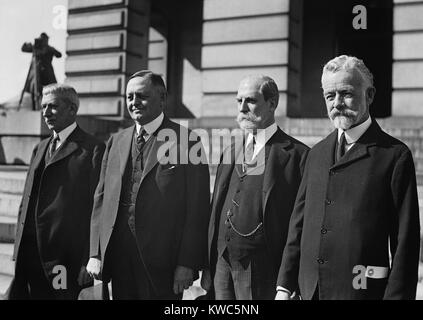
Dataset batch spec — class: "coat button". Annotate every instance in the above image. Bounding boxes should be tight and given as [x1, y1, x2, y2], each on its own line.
[325, 199, 332, 205]
[321, 228, 327, 234]
[317, 258, 325, 264]
[329, 170, 335, 176]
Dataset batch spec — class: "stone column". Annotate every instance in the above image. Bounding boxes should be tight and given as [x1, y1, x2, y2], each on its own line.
[65, 0, 151, 119]
[200, 0, 296, 119]
[392, 0, 423, 116]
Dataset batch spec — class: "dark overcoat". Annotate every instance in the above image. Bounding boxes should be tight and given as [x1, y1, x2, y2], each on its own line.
[277, 120, 421, 300]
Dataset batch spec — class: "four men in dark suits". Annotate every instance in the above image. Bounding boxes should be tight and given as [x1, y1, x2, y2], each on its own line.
[8, 60, 421, 300]
[85, 71, 210, 299]
[8, 84, 105, 299]
[276, 55, 421, 300]
[202, 75, 309, 299]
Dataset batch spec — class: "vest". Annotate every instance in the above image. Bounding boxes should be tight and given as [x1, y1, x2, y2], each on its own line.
[119, 130, 154, 235]
[217, 163, 266, 261]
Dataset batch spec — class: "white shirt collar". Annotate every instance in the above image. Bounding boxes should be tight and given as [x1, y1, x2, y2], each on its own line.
[135, 112, 164, 140]
[337, 116, 372, 145]
[53, 122, 77, 146]
[245, 122, 278, 158]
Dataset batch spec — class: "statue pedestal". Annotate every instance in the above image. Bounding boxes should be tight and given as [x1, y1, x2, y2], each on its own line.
[0, 110, 49, 165]
[0, 110, 120, 165]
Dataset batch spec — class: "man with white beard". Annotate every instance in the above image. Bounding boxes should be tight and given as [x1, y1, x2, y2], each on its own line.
[275, 55, 421, 300]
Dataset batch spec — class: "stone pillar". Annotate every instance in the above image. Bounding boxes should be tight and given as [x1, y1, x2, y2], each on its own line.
[65, 0, 151, 119]
[0, 112, 49, 164]
[392, 0, 423, 116]
[201, 0, 295, 118]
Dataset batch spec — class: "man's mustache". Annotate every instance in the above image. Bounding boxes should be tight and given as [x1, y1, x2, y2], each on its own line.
[237, 113, 254, 121]
[330, 109, 355, 118]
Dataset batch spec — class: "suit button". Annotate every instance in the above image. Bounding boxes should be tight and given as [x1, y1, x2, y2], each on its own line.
[325, 199, 332, 205]
[329, 170, 335, 176]
[321, 228, 327, 234]
[317, 259, 325, 264]
[226, 235, 231, 242]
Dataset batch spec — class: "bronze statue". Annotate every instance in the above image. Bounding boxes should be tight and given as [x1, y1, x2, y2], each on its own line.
[19, 33, 62, 110]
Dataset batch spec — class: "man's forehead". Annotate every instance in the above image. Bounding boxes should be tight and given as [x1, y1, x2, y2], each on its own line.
[322, 69, 363, 90]
[237, 78, 262, 96]
[41, 93, 61, 103]
[126, 77, 152, 90]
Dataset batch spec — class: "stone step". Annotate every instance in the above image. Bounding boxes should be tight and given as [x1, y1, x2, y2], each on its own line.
[0, 168, 27, 194]
[0, 216, 16, 243]
[0, 193, 21, 217]
[0, 273, 13, 300]
[0, 244, 14, 276]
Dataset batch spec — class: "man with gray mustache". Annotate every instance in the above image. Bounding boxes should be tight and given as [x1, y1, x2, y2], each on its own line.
[202, 75, 309, 299]
[276, 55, 420, 300]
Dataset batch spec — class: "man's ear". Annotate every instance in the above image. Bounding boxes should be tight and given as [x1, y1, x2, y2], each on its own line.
[366, 86, 376, 105]
[69, 104, 78, 116]
[269, 98, 277, 113]
[160, 92, 167, 109]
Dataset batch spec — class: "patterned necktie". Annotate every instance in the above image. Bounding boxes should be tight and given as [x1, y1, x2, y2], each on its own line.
[336, 132, 346, 162]
[136, 128, 147, 153]
[49, 135, 60, 158]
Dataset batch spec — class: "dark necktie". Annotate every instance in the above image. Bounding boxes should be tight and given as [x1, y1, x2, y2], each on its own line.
[135, 128, 147, 164]
[49, 135, 60, 159]
[136, 128, 147, 153]
[336, 132, 346, 162]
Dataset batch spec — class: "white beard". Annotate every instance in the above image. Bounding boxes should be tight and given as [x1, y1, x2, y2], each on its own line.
[331, 115, 355, 130]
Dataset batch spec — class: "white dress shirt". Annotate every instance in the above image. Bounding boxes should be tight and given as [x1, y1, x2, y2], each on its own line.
[135, 112, 164, 141]
[53, 122, 77, 150]
[245, 122, 278, 160]
[337, 116, 372, 152]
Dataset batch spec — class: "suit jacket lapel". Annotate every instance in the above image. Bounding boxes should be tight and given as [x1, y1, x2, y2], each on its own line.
[210, 141, 239, 230]
[119, 126, 134, 176]
[47, 126, 83, 167]
[262, 128, 291, 214]
[218, 142, 239, 193]
[321, 129, 338, 169]
[140, 134, 176, 185]
[331, 120, 379, 170]
[139, 117, 177, 185]
[32, 138, 50, 172]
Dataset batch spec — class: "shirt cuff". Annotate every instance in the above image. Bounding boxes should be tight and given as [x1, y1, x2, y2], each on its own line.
[276, 286, 292, 295]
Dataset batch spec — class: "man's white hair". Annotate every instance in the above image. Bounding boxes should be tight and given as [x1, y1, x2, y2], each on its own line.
[42, 83, 80, 111]
[322, 55, 374, 88]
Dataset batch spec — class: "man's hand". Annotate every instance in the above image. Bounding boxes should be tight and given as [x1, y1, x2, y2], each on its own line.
[77, 266, 93, 286]
[275, 290, 291, 300]
[86, 257, 102, 280]
[200, 269, 212, 292]
[173, 266, 194, 294]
